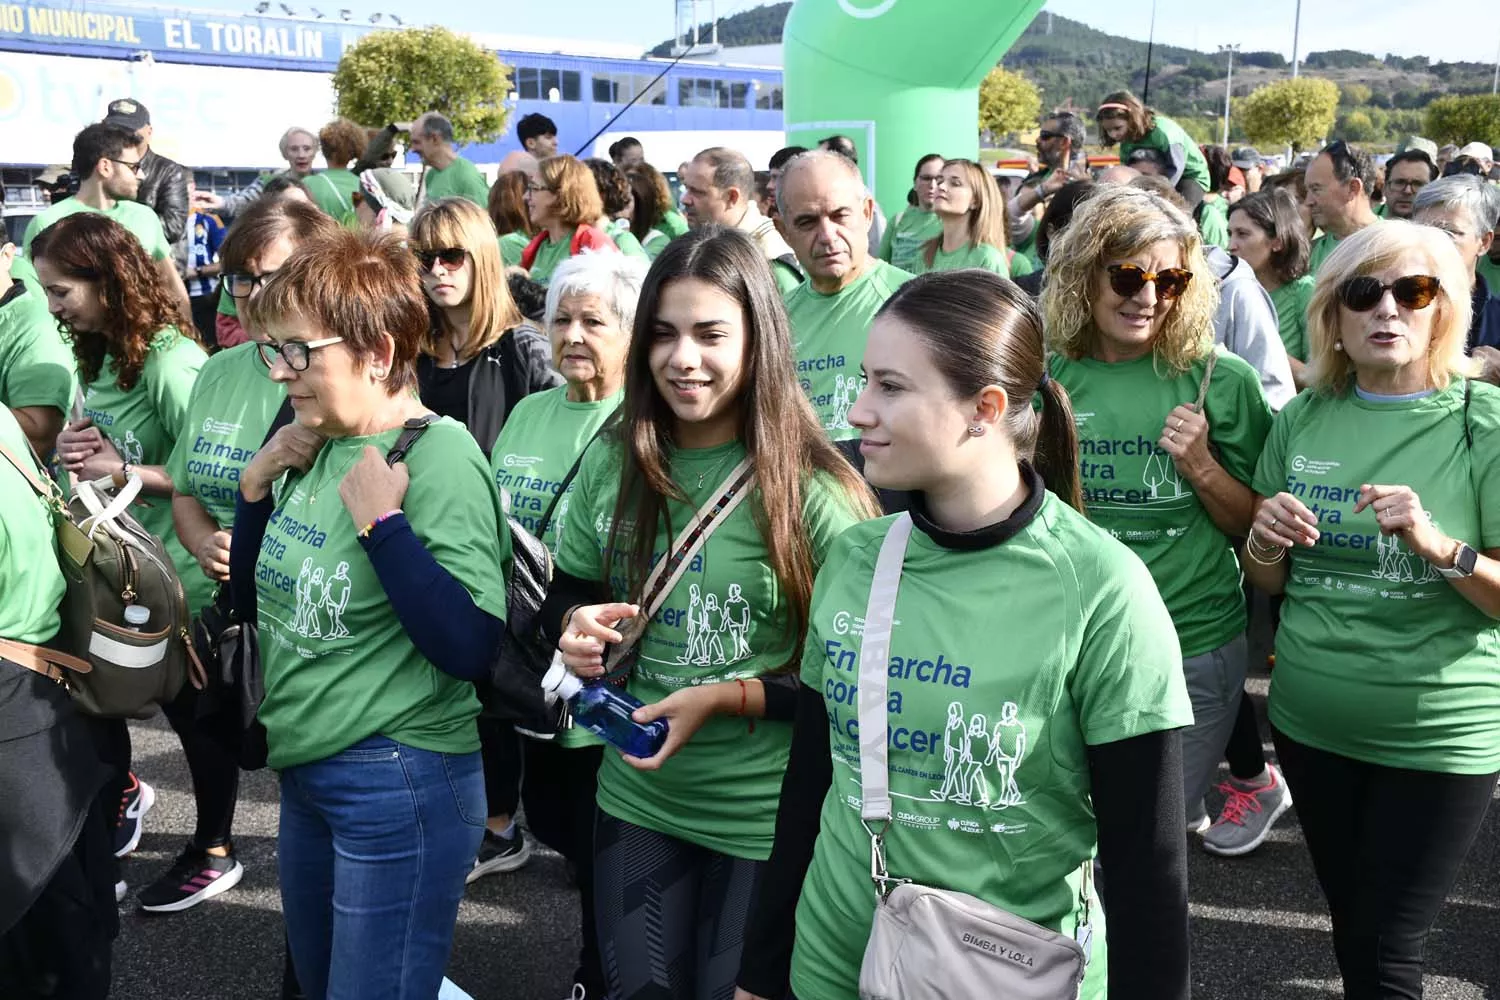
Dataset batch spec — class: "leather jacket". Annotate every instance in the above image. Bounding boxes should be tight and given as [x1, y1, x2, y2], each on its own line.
[136, 148, 189, 243]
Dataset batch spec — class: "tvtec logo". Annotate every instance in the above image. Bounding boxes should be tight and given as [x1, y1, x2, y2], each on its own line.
[832, 610, 865, 637]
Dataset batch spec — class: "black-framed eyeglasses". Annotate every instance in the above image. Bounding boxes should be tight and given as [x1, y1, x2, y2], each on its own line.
[413, 247, 468, 271]
[915, 173, 944, 184]
[1338, 274, 1440, 312]
[256, 336, 345, 371]
[108, 157, 145, 176]
[1106, 263, 1194, 301]
[1038, 130, 1065, 141]
[224, 271, 277, 299]
[1387, 178, 1426, 192]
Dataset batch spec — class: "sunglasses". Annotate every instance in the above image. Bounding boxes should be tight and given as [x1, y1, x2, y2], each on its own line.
[1338, 274, 1441, 312]
[414, 247, 467, 271]
[1105, 263, 1194, 301]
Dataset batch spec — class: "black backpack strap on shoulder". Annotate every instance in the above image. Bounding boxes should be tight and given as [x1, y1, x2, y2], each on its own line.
[536, 409, 620, 537]
[1463, 378, 1474, 451]
[387, 413, 439, 466]
[260, 396, 296, 448]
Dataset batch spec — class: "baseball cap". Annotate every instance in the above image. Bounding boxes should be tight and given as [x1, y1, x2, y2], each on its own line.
[102, 98, 151, 131]
[1231, 146, 1261, 169]
[1458, 142, 1494, 162]
[1396, 136, 1439, 161]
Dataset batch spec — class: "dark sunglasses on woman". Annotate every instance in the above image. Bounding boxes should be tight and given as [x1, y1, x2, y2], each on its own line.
[1338, 274, 1441, 312]
[413, 247, 467, 271]
[1106, 263, 1194, 301]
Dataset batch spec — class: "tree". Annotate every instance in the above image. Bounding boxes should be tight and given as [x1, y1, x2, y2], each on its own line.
[1338, 83, 1372, 107]
[979, 67, 1043, 140]
[1238, 78, 1340, 152]
[1425, 94, 1500, 146]
[1338, 109, 1377, 143]
[333, 27, 511, 147]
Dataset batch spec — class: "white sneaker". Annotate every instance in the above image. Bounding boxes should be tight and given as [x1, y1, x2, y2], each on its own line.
[115, 880, 127, 903]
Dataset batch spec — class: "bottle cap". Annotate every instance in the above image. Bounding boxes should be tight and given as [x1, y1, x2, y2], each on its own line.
[541, 655, 582, 701]
[123, 604, 151, 626]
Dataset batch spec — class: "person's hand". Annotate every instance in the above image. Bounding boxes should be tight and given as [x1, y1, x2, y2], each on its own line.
[621, 684, 729, 771]
[558, 603, 639, 678]
[1158, 404, 1214, 482]
[1252, 492, 1320, 551]
[1353, 484, 1448, 563]
[72, 438, 126, 483]
[240, 424, 326, 501]
[195, 529, 233, 581]
[191, 190, 224, 211]
[339, 446, 409, 530]
[56, 417, 106, 473]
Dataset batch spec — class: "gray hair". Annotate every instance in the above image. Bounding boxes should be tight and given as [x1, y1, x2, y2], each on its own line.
[278, 126, 316, 157]
[775, 148, 865, 218]
[544, 251, 650, 338]
[1413, 175, 1500, 237]
[415, 112, 455, 145]
[694, 147, 754, 199]
[1045, 110, 1087, 148]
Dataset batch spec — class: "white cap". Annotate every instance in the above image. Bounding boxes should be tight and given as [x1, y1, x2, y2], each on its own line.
[123, 604, 151, 626]
[1457, 142, 1493, 162]
[541, 656, 582, 702]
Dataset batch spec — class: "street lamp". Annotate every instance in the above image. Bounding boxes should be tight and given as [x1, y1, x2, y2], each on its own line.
[1219, 44, 1241, 147]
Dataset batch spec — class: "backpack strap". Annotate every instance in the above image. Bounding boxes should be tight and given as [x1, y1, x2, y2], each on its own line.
[387, 413, 438, 465]
[536, 410, 619, 538]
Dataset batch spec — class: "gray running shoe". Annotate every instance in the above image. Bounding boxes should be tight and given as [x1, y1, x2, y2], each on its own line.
[1203, 764, 1293, 857]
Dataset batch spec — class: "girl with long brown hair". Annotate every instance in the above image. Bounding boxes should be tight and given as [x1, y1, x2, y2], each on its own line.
[539, 224, 877, 1000]
[914, 158, 1011, 276]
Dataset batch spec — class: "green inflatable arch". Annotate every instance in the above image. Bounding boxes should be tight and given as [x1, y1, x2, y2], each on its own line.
[782, 0, 1046, 214]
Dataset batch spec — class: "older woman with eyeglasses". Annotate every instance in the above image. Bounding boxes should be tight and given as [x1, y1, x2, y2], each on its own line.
[1042, 184, 1274, 837]
[521, 154, 619, 285]
[1245, 220, 1500, 998]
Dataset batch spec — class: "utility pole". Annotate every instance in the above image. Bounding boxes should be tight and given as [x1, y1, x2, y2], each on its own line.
[1492, 29, 1498, 94]
[1220, 44, 1240, 146]
[1142, 0, 1158, 103]
[1290, 0, 1302, 78]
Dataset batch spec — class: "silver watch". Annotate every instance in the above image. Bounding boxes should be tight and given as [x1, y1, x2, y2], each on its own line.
[1436, 542, 1478, 579]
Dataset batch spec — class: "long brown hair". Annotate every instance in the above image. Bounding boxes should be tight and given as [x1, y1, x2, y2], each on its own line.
[606, 225, 878, 653]
[409, 198, 524, 359]
[30, 213, 195, 391]
[879, 270, 1083, 510]
[487, 171, 532, 238]
[922, 158, 1009, 269]
[1095, 90, 1155, 146]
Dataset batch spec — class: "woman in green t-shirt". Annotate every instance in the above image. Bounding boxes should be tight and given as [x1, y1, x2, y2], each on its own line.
[878, 153, 945, 273]
[736, 270, 1193, 1000]
[911, 158, 1010, 278]
[1096, 90, 1211, 211]
[486, 170, 535, 269]
[586, 158, 651, 260]
[627, 162, 676, 260]
[1246, 220, 1500, 998]
[521, 155, 620, 285]
[1229, 189, 1315, 389]
[1041, 184, 1274, 836]
[544, 226, 879, 1000]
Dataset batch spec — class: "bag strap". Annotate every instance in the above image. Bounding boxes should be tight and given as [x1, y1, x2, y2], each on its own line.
[0, 636, 93, 682]
[536, 410, 619, 539]
[1193, 349, 1218, 413]
[0, 440, 60, 504]
[386, 414, 438, 465]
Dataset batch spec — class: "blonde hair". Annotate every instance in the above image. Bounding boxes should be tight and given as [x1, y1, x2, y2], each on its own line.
[1041, 184, 1218, 373]
[408, 197, 523, 358]
[1307, 219, 1475, 395]
[922, 159, 1008, 269]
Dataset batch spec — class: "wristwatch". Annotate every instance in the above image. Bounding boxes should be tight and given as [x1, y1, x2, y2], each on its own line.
[1436, 542, 1479, 579]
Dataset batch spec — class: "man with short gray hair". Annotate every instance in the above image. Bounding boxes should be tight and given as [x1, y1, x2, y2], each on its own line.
[1413, 175, 1500, 351]
[681, 147, 801, 292]
[411, 112, 490, 206]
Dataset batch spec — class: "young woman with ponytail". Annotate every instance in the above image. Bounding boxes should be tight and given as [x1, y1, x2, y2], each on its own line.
[733, 269, 1193, 1000]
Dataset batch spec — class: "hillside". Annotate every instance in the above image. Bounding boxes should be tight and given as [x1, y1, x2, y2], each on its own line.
[651, 4, 1498, 143]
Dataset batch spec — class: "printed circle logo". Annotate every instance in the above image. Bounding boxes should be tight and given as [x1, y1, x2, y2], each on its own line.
[203, 418, 215, 433]
[1290, 455, 1307, 472]
[833, 610, 853, 634]
[838, 0, 898, 18]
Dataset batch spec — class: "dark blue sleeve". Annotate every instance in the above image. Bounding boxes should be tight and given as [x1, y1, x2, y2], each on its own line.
[207, 217, 227, 257]
[229, 492, 274, 620]
[357, 513, 505, 682]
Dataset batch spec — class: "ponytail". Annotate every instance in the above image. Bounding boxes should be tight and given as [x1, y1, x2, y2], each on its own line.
[1032, 374, 1083, 512]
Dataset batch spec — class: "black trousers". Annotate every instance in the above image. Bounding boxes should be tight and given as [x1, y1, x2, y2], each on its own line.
[160, 671, 241, 850]
[478, 715, 522, 819]
[83, 716, 130, 837]
[1273, 727, 1497, 999]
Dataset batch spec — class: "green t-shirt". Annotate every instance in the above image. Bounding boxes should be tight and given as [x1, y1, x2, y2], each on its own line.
[554, 438, 865, 858]
[1476, 254, 1500, 295]
[790, 497, 1192, 1000]
[1252, 382, 1500, 774]
[1269, 276, 1315, 363]
[23, 197, 171, 260]
[877, 207, 943, 274]
[1307, 232, 1340, 275]
[784, 260, 912, 442]
[422, 157, 491, 206]
[0, 277, 75, 419]
[303, 168, 360, 219]
[1049, 349, 1272, 657]
[527, 234, 574, 286]
[499, 231, 530, 269]
[166, 343, 286, 612]
[910, 240, 1010, 277]
[81, 329, 206, 605]
[0, 406, 66, 645]
[1197, 196, 1230, 250]
[1120, 116, 1211, 193]
[218, 286, 238, 318]
[256, 418, 509, 769]
[1011, 215, 1041, 274]
[604, 219, 649, 260]
[642, 228, 671, 260]
[657, 209, 689, 239]
[1007, 249, 1035, 278]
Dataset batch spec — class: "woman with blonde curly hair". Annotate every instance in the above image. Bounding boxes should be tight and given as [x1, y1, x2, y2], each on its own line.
[1245, 220, 1500, 997]
[1042, 184, 1273, 835]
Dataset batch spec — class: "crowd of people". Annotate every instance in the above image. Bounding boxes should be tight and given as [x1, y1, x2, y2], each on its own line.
[2, 84, 1500, 1000]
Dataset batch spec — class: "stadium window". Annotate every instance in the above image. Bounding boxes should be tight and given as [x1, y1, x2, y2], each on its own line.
[593, 72, 667, 106]
[516, 66, 582, 102]
[755, 85, 784, 111]
[677, 77, 747, 109]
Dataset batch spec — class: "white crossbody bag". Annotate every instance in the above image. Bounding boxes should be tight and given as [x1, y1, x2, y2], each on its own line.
[855, 513, 1094, 1000]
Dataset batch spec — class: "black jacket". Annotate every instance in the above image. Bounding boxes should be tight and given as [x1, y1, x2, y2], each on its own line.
[136, 148, 189, 243]
[416, 323, 563, 459]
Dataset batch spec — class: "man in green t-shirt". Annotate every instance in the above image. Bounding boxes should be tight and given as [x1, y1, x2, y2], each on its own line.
[681, 147, 801, 293]
[1305, 141, 1381, 274]
[0, 246, 74, 457]
[409, 112, 491, 207]
[23, 122, 191, 315]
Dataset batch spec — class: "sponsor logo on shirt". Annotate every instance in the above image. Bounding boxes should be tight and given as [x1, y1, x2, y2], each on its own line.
[202, 417, 242, 436]
[503, 453, 544, 467]
[1289, 454, 1341, 475]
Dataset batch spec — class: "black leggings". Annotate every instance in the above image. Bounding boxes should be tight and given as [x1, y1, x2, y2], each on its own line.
[594, 810, 762, 1000]
[1224, 695, 1266, 780]
[160, 673, 241, 850]
[521, 740, 605, 996]
[83, 716, 130, 836]
[478, 715, 522, 820]
[1273, 728, 1496, 999]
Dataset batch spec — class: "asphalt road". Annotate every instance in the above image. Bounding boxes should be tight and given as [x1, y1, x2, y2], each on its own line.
[112, 663, 1500, 1000]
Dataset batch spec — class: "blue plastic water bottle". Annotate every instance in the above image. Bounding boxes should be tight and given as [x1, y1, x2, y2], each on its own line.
[541, 657, 669, 758]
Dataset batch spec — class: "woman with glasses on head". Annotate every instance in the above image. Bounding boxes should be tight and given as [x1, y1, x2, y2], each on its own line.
[521, 155, 619, 286]
[1042, 184, 1274, 838]
[1247, 220, 1500, 998]
[1095, 91, 1211, 212]
[912, 158, 1010, 277]
[487, 171, 535, 268]
[1229, 189, 1315, 390]
[877, 153, 945, 274]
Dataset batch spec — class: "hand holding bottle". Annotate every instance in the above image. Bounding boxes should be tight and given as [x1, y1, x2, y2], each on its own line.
[558, 602, 640, 677]
[621, 685, 730, 772]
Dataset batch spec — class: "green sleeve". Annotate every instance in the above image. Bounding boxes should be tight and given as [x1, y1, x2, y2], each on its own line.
[405, 426, 510, 619]
[1466, 386, 1500, 549]
[803, 474, 868, 566]
[166, 358, 218, 493]
[21, 214, 41, 255]
[1205, 352, 1273, 487]
[798, 527, 863, 689]
[1007, 251, 1035, 277]
[772, 259, 803, 294]
[137, 208, 172, 260]
[146, 333, 205, 445]
[462, 163, 492, 207]
[1198, 203, 1230, 250]
[1251, 393, 1306, 498]
[0, 307, 74, 413]
[499, 232, 529, 268]
[977, 243, 1010, 277]
[554, 444, 610, 584]
[877, 211, 897, 262]
[643, 229, 670, 260]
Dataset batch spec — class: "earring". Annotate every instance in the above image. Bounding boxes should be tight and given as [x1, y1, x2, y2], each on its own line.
[967, 425, 985, 437]
[1333, 341, 1343, 352]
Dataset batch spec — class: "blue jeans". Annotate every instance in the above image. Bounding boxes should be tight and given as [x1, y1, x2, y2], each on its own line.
[278, 735, 486, 1000]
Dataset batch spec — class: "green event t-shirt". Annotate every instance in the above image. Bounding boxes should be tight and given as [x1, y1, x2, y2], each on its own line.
[642, 228, 671, 260]
[23, 197, 171, 260]
[1049, 349, 1272, 657]
[1475, 253, 1500, 295]
[499, 231, 530, 269]
[0, 276, 75, 419]
[527, 234, 574, 286]
[554, 438, 866, 859]
[910, 240, 1010, 278]
[1307, 232, 1339, 275]
[422, 157, 491, 206]
[604, 220, 649, 260]
[81, 330, 207, 608]
[0, 406, 67, 645]
[1252, 382, 1500, 774]
[1269, 275, 1315, 363]
[657, 209, 689, 239]
[877, 206, 943, 274]
[1120, 115, 1211, 193]
[790, 496, 1191, 1000]
[166, 343, 286, 612]
[1008, 249, 1035, 278]
[256, 417, 509, 770]
[784, 260, 912, 442]
[303, 168, 360, 219]
[218, 286, 238, 319]
[1197, 196, 1230, 250]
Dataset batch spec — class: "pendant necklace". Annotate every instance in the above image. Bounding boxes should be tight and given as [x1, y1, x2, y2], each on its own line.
[307, 448, 360, 505]
[694, 452, 733, 490]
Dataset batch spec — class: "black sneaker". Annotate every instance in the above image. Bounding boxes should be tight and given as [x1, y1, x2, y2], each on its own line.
[113, 773, 155, 858]
[138, 844, 244, 913]
[466, 828, 533, 883]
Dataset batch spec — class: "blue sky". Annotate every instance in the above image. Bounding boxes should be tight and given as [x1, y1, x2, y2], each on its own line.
[153, 0, 1500, 64]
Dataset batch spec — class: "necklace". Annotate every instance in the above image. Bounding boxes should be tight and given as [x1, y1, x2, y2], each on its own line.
[693, 452, 734, 490]
[305, 447, 361, 506]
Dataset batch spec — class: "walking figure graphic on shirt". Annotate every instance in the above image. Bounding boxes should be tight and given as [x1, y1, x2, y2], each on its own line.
[985, 702, 1028, 808]
[828, 375, 855, 430]
[552, 491, 572, 551]
[293, 558, 315, 634]
[1374, 533, 1440, 585]
[322, 562, 352, 638]
[303, 568, 326, 637]
[934, 702, 973, 803]
[965, 715, 994, 807]
[112, 430, 144, 466]
[699, 593, 727, 664]
[678, 584, 707, 664]
[723, 583, 751, 659]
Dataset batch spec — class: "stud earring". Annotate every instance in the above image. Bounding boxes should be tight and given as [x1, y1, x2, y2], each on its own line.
[1333, 341, 1343, 352]
[967, 425, 985, 437]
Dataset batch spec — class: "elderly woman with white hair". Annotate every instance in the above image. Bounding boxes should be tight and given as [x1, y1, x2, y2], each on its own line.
[194, 127, 321, 219]
[491, 249, 648, 1000]
[1246, 219, 1500, 998]
[1411, 174, 1500, 352]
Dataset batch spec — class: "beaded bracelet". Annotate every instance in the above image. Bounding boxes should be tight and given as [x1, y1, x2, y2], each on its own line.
[359, 509, 404, 539]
